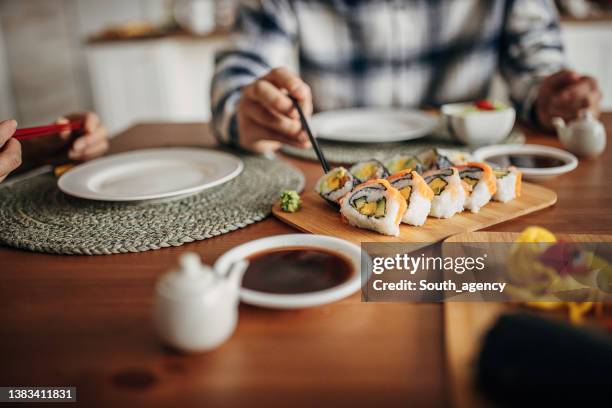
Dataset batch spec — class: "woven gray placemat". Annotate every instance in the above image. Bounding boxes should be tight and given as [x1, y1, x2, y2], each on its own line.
[0, 155, 304, 255]
[282, 129, 525, 164]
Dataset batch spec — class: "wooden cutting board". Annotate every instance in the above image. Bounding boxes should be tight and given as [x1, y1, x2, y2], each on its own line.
[442, 231, 612, 408]
[273, 182, 557, 246]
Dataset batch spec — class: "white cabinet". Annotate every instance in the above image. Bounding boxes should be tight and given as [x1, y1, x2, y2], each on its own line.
[85, 36, 226, 135]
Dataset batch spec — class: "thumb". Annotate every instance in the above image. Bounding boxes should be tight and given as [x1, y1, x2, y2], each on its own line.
[55, 117, 71, 140]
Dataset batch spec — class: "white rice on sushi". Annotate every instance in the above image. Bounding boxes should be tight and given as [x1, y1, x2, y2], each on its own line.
[457, 162, 497, 213]
[314, 167, 355, 205]
[387, 170, 434, 226]
[423, 168, 466, 219]
[349, 160, 389, 184]
[492, 167, 522, 203]
[340, 179, 406, 236]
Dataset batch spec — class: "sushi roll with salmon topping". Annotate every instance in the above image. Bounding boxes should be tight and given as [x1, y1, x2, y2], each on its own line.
[456, 162, 497, 213]
[423, 168, 466, 219]
[387, 170, 434, 226]
[315, 167, 355, 205]
[384, 155, 424, 174]
[492, 166, 522, 203]
[340, 179, 406, 236]
[349, 160, 389, 184]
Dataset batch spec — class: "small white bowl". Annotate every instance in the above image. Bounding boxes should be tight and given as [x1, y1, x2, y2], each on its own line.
[473, 144, 578, 182]
[214, 234, 363, 309]
[441, 102, 516, 145]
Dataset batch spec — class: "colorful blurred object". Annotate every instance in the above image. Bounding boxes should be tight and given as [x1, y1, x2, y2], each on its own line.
[508, 226, 610, 324]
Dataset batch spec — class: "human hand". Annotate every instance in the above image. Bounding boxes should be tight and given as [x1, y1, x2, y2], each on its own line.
[0, 119, 21, 183]
[21, 112, 109, 166]
[236, 67, 313, 153]
[536, 70, 602, 132]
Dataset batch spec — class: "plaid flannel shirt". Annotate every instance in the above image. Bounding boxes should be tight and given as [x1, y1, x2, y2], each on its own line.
[212, 0, 566, 146]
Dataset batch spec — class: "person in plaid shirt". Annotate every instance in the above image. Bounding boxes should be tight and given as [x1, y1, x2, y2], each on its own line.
[212, 0, 602, 153]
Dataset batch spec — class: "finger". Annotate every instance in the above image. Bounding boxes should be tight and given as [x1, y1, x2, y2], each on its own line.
[241, 116, 310, 149]
[70, 137, 108, 161]
[241, 99, 305, 139]
[550, 79, 600, 118]
[544, 69, 581, 91]
[557, 78, 596, 103]
[71, 125, 108, 152]
[264, 68, 313, 116]
[264, 67, 310, 100]
[0, 119, 17, 146]
[82, 112, 101, 134]
[55, 117, 72, 140]
[243, 79, 295, 115]
[62, 112, 101, 134]
[0, 138, 22, 179]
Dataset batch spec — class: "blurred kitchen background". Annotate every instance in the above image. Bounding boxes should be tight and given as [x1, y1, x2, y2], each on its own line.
[0, 0, 611, 135]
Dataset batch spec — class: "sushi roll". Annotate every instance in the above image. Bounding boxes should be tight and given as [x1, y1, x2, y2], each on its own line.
[314, 167, 355, 205]
[423, 168, 467, 219]
[349, 160, 389, 184]
[418, 148, 471, 171]
[340, 179, 406, 236]
[456, 162, 497, 213]
[492, 166, 522, 203]
[384, 155, 424, 174]
[387, 170, 434, 226]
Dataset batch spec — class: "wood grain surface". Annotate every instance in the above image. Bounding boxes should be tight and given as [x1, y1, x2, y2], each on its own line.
[273, 183, 557, 246]
[1, 115, 612, 408]
[443, 231, 612, 408]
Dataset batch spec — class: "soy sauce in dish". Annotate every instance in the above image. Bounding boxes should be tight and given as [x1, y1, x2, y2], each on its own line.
[486, 154, 566, 169]
[242, 247, 353, 294]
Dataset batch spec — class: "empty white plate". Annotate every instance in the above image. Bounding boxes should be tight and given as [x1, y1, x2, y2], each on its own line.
[214, 234, 364, 309]
[311, 108, 439, 143]
[58, 148, 243, 201]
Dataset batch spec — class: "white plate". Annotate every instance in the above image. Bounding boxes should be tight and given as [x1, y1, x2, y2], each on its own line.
[473, 144, 578, 182]
[58, 148, 243, 201]
[214, 234, 364, 309]
[311, 108, 439, 143]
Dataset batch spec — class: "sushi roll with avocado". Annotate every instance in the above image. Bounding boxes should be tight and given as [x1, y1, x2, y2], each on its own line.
[456, 162, 497, 213]
[418, 148, 471, 171]
[349, 160, 389, 184]
[384, 155, 424, 174]
[340, 179, 406, 236]
[315, 167, 355, 205]
[423, 168, 466, 219]
[492, 166, 522, 203]
[387, 170, 434, 226]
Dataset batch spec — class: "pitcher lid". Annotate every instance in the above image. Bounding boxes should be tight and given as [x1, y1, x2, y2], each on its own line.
[156, 252, 217, 299]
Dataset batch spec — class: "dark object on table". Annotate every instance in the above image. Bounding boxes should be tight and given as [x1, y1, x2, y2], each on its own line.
[477, 313, 612, 406]
[290, 95, 330, 173]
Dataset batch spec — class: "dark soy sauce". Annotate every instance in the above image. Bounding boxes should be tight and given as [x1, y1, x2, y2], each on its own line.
[243, 247, 354, 294]
[487, 154, 566, 168]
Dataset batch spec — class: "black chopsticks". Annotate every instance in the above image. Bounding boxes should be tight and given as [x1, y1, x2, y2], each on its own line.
[289, 96, 330, 173]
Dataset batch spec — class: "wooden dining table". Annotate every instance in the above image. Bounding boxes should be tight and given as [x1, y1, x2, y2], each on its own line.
[1, 114, 611, 408]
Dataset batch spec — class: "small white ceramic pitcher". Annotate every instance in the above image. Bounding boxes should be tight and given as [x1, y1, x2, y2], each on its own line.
[153, 252, 247, 353]
[552, 111, 607, 159]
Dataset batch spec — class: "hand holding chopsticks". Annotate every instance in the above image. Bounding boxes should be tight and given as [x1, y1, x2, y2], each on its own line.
[14, 120, 84, 141]
[0, 113, 109, 182]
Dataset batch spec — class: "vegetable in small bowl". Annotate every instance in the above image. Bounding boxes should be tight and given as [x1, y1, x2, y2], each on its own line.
[441, 100, 516, 146]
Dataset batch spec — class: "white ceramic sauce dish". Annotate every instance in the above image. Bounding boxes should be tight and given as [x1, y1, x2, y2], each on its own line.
[473, 144, 578, 181]
[214, 234, 364, 309]
[441, 102, 516, 145]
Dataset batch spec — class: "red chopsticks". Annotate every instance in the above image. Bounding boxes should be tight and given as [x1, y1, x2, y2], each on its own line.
[14, 121, 84, 141]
